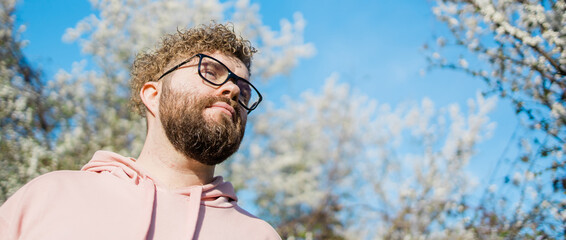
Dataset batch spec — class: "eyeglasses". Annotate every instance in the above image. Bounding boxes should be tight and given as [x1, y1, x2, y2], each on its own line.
[157, 53, 262, 113]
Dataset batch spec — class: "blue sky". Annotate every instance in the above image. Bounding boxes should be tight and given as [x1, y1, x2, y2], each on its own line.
[15, 0, 519, 188]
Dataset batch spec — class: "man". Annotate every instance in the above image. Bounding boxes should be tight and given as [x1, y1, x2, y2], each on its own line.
[0, 23, 280, 239]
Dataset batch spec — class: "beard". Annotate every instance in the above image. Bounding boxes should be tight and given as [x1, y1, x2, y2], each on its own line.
[159, 84, 246, 165]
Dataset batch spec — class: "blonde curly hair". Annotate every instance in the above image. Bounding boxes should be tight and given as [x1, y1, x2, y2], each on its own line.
[130, 22, 257, 115]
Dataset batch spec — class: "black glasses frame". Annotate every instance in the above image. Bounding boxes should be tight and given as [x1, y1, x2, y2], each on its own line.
[157, 53, 262, 113]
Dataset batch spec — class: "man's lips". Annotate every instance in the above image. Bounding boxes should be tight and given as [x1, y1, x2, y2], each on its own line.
[209, 102, 236, 118]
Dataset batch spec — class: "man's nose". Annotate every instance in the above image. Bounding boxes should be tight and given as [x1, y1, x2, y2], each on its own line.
[217, 79, 240, 102]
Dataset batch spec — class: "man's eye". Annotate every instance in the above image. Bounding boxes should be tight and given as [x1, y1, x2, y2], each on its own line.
[238, 84, 251, 101]
[240, 92, 250, 104]
[204, 71, 216, 78]
[202, 70, 218, 80]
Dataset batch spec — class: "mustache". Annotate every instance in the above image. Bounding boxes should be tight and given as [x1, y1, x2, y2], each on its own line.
[206, 97, 238, 109]
[203, 96, 241, 121]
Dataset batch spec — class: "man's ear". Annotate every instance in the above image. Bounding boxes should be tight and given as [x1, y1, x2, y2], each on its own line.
[140, 82, 160, 117]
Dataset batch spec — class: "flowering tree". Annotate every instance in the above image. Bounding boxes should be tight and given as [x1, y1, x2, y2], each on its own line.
[230, 75, 498, 239]
[4, 0, 561, 238]
[428, 0, 565, 237]
[0, 0, 58, 201]
[0, 0, 314, 201]
[53, 0, 315, 169]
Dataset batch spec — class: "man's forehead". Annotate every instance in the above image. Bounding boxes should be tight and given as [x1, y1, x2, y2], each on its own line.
[170, 51, 247, 70]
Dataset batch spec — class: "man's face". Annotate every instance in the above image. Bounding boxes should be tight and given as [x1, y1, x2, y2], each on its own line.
[158, 52, 249, 165]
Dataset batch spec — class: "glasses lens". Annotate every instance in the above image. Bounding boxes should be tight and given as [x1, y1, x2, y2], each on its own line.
[199, 55, 261, 111]
[199, 57, 229, 85]
[237, 81, 260, 109]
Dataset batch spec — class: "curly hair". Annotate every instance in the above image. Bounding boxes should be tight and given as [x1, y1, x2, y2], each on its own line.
[130, 22, 257, 115]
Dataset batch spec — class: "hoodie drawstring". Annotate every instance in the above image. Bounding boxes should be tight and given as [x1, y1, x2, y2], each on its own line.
[140, 180, 156, 240]
[186, 186, 203, 240]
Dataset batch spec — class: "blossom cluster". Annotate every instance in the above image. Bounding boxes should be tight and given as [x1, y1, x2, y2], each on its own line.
[225, 75, 498, 239]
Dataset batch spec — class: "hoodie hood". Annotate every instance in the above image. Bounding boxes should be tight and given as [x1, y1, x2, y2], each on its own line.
[81, 150, 238, 239]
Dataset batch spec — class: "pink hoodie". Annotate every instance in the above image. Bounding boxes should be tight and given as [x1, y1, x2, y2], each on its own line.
[0, 151, 281, 240]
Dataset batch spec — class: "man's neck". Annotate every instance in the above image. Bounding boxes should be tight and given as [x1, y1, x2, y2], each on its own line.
[135, 130, 215, 189]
